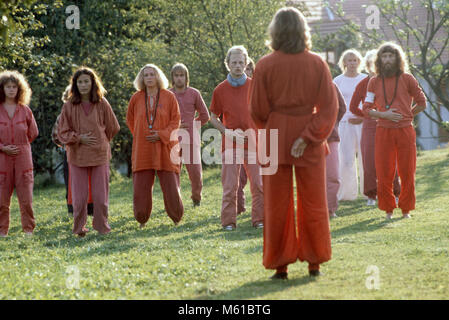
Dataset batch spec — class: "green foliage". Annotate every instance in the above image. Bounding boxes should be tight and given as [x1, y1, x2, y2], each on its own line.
[1, 0, 309, 176]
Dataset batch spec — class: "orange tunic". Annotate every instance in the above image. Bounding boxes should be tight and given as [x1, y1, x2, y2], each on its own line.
[126, 89, 181, 173]
[57, 98, 120, 167]
[249, 50, 338, 167]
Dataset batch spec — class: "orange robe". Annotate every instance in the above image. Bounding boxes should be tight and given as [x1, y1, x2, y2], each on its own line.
[249, 50, 338, 271]
[126, 89, 183, 225]
[126, 89, 181, 173]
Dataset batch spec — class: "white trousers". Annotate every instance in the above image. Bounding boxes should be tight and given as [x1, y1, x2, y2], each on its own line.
[337, 121, 364, 201]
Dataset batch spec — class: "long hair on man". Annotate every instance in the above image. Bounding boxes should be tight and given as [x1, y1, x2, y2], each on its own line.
[0, 70, 32, 105]
[375, 42, 409, 76]
[267, 7, 312, 54]
[170, 63, 190, 87]
[69, 66, 106, 105]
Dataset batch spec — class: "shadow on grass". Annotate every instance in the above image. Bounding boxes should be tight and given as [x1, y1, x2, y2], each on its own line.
[195, 275, 317, 300]
[415, 156, 449, 200]
[37, 208, 263, 257]
[336, 200, 371, 217]
[330, 217, 398, 239]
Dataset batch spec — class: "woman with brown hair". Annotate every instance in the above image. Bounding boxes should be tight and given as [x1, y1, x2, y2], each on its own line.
[250, 7, 338, 278]
[57, 67, 120, 237]
[126, 64, 184, 228]
[0, 70, 38, 237]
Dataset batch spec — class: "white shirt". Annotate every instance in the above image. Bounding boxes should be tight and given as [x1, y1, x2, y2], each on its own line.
[333, 73, 368, 122]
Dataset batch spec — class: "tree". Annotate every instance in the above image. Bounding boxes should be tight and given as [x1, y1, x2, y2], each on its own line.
[330, 0, 449, 132]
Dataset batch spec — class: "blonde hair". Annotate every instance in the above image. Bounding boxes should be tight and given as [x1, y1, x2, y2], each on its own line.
[338, 49, 364, 73]
[133, 64, 169, 91]
[224, 45, 249, 72]
[0, 70, 32, 105]
[170, 63, 189, 87]
[267, 7, 312, 54]
[62, 84, 71, 102]
[364, 49, 377, 74]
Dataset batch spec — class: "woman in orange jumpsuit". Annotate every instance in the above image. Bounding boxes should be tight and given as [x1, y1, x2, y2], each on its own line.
[0, 70, 38, 237]
[250, 7, 338, 279]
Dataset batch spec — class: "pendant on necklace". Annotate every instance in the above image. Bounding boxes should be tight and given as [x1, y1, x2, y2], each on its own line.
[386, 105, 390, 110]
[149, 125, 152, 129]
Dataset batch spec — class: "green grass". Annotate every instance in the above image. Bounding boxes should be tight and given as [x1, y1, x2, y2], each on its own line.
[0, 147, 448, 299]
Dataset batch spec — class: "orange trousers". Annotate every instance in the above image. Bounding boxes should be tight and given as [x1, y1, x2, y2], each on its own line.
[133, 169, 184, 225]
[375, 126, 416, 213]
[262, 156, 332, 271]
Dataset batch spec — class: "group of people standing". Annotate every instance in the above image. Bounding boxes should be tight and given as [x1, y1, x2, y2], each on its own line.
[0, 7, 426, 279]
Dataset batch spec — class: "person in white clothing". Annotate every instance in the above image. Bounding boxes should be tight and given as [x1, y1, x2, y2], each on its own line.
[333, 49, 367, 201]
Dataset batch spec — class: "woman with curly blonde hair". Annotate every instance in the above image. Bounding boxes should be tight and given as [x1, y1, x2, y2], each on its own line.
[0, 70, 38, 237]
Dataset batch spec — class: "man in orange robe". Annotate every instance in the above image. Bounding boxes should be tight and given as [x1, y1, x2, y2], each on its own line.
[362, 42, 426, 219]
[249, 7, 338, 279]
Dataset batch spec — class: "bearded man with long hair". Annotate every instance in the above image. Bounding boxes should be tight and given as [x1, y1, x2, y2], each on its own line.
[362, 42, 426, 220]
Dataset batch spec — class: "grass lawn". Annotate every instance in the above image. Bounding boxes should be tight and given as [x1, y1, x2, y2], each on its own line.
[0, 147, 448, 300]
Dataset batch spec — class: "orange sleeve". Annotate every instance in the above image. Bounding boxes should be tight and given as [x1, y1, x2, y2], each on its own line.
[26, 106, 39, 143]
[249, 66, 270, 129]
[349, 81, 365, 118]
[102, 98, 120, 141]
[300, 60, 338, 145]
[57, 103, 80, 145]
[408, 74, 427, 106]
[362, 77, 377, 117]
[209, 87, 223, 117]
[158, 94, 181, 145]
[126, 94, 136, 136]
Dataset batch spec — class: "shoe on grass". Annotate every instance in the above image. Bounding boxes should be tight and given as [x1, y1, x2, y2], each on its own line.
[385, 213, 393, 220]
[270, 272, 288, 280]
[255, 223, 263, 229]
[223, 225, 235, 231]
[329, 212, 338, 219]
[367, 198, 376, 206]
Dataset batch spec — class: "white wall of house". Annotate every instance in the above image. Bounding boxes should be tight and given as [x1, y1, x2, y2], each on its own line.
[416, 78, 449, 150]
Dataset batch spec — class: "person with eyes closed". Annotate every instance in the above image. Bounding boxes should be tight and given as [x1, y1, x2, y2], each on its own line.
[209, 46, 264, 232]
[126, 64, 184, 228]
[362, 42, 426, 220]
[0, 70, 38, 238]
[57, 67, 120, 238]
